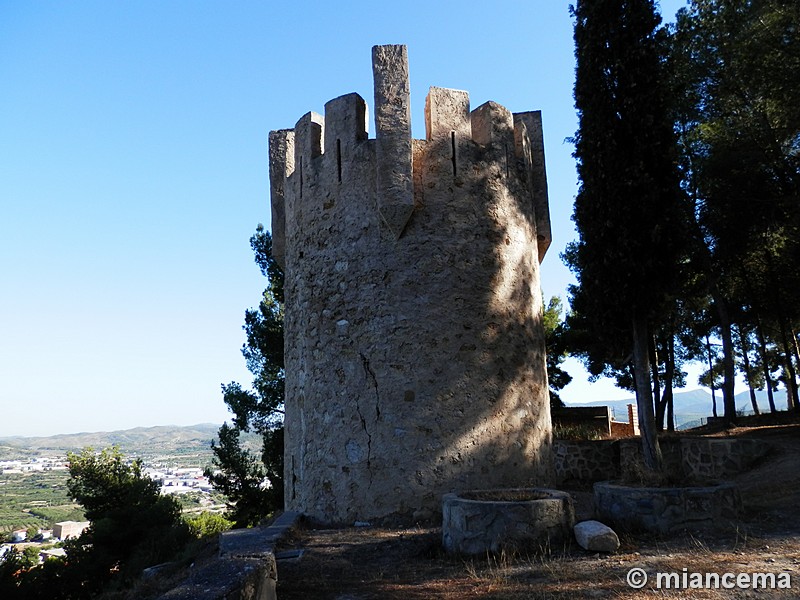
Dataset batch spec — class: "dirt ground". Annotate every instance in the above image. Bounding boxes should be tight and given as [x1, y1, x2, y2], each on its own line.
[275, 421, 800, 599]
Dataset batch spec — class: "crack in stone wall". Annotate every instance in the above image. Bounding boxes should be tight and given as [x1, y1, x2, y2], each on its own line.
[354, 352, 375, 487]
[360, 352, 382, 421]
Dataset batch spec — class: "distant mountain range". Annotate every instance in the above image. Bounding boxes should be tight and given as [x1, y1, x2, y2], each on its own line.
[0, 423, 220, 452]
[0, 424, 233, 461]
[564, 388, 790, 429]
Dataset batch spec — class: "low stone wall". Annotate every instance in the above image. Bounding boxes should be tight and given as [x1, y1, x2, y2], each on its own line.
[594, 481, 742, 534]
[555, 437, 771, 486]
[553, 437, 770, 485]
[157, 512, 300, 600]
[157, 556, 276, 600]
[680, 438, 770, 480]
[553, 440, 618, 485]
[619, 437, 771, 481]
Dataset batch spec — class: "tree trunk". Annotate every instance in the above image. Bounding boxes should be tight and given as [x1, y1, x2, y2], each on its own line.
[755, 315, 777, 413]
[778, 318, 800, 411]
[665, 334, 675, 432]
[650, 334, 664, 431]
[761, 247, 799, 411]
[738, 325, 760, 415]
[792, 329, 800, 405]
[706, 334, 718, 418]
[712, 293, 737, 424]
[632, 315, 662, 472]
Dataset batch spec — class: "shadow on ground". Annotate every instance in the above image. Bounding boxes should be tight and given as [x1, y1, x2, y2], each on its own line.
[276, 423, 800, 599]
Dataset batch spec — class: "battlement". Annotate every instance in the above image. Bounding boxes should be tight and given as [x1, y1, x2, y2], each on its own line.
[269, 44, 551, 267]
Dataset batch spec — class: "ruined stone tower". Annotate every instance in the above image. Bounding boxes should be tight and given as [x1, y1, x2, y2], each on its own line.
[269, 45, 553, 524]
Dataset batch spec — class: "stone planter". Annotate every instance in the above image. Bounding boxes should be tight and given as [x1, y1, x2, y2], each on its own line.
[594, 481, 742, 534]
[442, 488, 575, 555]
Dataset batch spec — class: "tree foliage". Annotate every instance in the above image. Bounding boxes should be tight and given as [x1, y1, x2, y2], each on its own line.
[670, 0, 800, 415]
[568, 0, 692, 469]
[0, 447, 189, 599]
[563, 0, 800, 429]
[206, 423, 282, 527]
[207, 224, 285, 527]
[543, 296, 572, 409]
[66, 447, 190, 583]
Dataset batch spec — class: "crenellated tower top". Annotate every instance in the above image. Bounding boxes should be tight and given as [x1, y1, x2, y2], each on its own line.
[269, 44, 551, 268]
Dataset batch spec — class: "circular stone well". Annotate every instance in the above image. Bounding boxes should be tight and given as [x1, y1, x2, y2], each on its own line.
[594, 481, 742, 534]
[442, 488, 575, 555]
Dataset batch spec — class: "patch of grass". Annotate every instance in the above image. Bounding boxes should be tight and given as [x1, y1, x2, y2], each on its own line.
[552, 424, 607, 441]
[184, 511, 232, 539]
[28, 504, 85, 524]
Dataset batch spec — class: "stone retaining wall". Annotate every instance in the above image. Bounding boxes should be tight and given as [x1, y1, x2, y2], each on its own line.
[553, 440, 618, 485]
[157, 512, 300, 600]
[554, 437, 771, 485]
[680, 438, 770, 480]
[618, 438, 684, 481]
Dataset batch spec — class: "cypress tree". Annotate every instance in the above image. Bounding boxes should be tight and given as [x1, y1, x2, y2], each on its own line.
[568, 0, 690, 470]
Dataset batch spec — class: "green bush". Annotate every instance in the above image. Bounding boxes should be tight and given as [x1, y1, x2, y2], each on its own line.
[66, 447, 191, 582]
[0, 447, 194, 599]
[185, 511, 232, 539]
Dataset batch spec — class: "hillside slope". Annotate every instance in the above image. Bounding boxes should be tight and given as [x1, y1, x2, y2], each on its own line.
[0, 424, 222, 460]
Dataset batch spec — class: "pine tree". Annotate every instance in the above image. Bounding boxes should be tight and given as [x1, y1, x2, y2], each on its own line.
[543, 296, 572, 409]
[206, 225, 285, 526]
[671, 0, 800, 416]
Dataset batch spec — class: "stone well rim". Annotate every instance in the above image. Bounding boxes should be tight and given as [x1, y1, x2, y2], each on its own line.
[442, 487, 576, 555]
[593, 480, 737, 494]
[443, 487, 572, 505]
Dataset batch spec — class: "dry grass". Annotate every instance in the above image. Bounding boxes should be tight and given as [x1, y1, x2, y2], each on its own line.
[276, 524, 800, 599]
[276, 423, 800, 599]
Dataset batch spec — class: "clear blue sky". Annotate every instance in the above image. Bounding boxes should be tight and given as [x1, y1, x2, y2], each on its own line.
[0, 0, 691, 437]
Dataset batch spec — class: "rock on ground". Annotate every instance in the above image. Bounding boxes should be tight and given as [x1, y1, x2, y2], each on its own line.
[574, 520, 620, 553]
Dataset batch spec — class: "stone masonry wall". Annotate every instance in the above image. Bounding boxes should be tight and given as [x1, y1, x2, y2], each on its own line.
[553, 440, 618, 485]
[270, 45, 553, 524]
[554, 437, 772, 486]
[594, 481, 742, 534]
[679, 438, 771, 480]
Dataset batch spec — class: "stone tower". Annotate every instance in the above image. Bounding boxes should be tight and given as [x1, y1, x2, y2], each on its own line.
[269, 45, 553, 524]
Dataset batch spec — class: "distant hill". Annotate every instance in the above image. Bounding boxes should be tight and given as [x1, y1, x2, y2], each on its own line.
[735, 388, 791, 415]
[564, 388, 789, 429]
[0, 423, 219, 451]
[0, 424, 231, 461]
